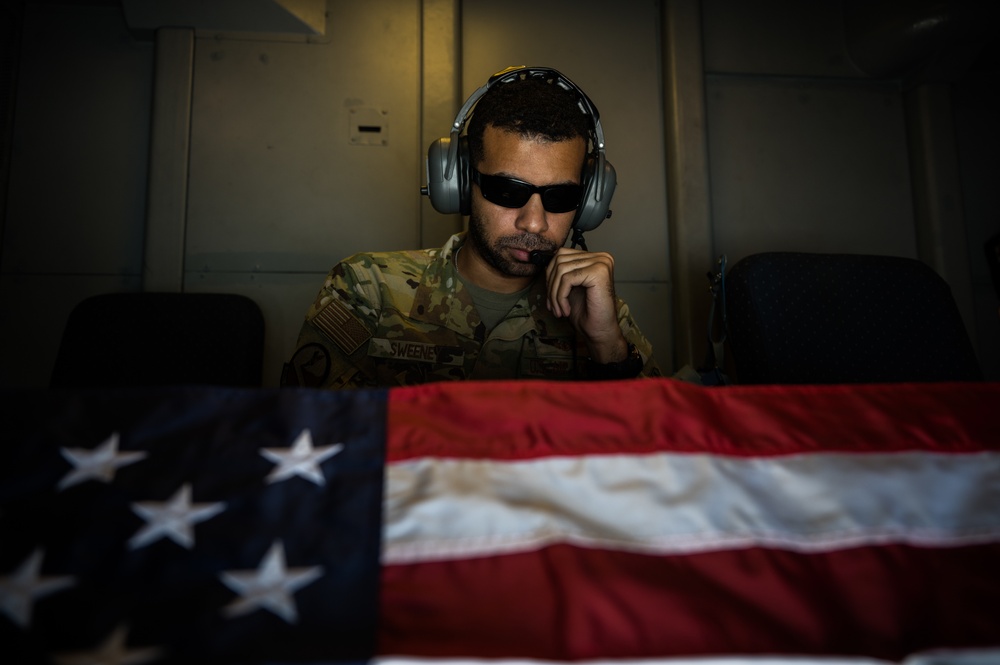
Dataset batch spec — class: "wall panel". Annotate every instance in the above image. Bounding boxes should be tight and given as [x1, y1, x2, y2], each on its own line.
[3, 4, 151, 274]
[707, 75, 917, 263]
[185, 1, 421, 275]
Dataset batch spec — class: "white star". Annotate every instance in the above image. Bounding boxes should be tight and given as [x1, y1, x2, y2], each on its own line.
[59, 432, 147, 491]
[260, 428, 343, 486]
[219, 540, 323, 624]
[53, 624, 162, 665]
[128, 484, 226, 550]
[0, 548, 74, 628]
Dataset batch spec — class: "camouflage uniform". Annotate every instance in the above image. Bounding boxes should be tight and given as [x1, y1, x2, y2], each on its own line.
[282, 233, 661, 389]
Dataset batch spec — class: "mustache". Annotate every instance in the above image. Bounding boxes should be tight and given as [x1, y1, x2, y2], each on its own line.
[496, 235, 557, 253]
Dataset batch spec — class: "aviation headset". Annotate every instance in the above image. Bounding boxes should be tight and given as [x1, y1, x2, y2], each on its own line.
[422, 66, 617, 240]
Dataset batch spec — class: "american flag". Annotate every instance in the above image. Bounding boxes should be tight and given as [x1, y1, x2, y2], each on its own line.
[378, 379, 1000, 663]
[2, 387, 386, 664]
[3, 379, 1000, 664]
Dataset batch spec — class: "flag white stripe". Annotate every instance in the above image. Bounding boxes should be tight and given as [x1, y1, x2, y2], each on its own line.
[383, 451, 1000, 564]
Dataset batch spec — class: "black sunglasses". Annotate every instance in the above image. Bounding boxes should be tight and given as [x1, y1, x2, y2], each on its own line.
[472, 170, 583, 214]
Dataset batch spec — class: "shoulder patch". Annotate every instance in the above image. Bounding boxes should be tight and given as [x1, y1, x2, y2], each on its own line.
[282, 343, 331, 387]
[313, 298, 372, 355]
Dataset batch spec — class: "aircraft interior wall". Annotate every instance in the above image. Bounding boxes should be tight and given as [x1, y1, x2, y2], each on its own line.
[1, 0, 996, 388]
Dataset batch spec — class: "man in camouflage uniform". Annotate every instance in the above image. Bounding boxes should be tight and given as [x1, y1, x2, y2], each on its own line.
[282, 71, 662, 389]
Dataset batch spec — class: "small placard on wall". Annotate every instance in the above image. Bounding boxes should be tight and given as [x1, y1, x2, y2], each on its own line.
[349, 107, 389, 146]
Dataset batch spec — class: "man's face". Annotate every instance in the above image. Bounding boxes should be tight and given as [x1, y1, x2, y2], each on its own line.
[468, 125, 587, 278]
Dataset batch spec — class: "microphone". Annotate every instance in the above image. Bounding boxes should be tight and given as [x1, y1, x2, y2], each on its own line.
[528, 250, 554, 267]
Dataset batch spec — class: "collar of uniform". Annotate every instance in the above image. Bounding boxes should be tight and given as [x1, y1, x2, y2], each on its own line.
[409, 232, 483, 338]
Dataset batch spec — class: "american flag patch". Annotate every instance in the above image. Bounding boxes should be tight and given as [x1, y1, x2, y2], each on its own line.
[312, 298, 372, 355]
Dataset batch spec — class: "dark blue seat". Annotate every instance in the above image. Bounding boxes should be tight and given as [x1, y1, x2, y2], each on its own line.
[723, 252, 982, 384]
[50, 292, 265, 389]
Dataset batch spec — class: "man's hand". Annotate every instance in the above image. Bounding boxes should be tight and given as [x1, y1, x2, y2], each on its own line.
[543, 247, 629, 363]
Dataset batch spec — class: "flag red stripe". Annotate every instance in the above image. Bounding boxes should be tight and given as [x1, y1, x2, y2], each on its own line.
[377, 542, 1000, 661]
[386, 379, 1000, 462]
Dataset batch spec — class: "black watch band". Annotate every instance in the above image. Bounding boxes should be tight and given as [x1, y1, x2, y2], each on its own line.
[589, 343, 643, 380]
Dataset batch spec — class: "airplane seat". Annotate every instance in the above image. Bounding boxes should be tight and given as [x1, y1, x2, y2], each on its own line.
[50, 292, 265, 389]
[722, 252, 982, 384]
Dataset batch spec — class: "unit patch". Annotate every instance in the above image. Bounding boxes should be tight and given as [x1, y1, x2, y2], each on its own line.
[312, 298, 372, 354]
[282, 343, 331, 388]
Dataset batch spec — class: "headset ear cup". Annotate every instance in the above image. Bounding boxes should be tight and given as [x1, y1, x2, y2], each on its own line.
[574, 157, 617, 232]
[425, 137, 461, 214]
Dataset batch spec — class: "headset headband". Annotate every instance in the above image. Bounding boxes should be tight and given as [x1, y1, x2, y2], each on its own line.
[443, 66, 609, 204]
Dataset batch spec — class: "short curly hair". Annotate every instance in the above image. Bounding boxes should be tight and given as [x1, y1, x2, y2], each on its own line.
[467, 75, 592, 169]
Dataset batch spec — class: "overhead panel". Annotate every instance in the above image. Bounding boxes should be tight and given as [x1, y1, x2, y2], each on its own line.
[121, 0, 326, 38]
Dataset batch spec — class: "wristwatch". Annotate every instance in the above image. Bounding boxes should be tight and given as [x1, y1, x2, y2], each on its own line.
[589, 343, 643, 380]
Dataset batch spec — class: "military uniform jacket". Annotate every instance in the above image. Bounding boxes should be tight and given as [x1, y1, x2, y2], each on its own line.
[282, 233, 661, 389]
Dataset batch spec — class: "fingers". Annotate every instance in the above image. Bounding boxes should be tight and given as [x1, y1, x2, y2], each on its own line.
[544, 248, 616, 320]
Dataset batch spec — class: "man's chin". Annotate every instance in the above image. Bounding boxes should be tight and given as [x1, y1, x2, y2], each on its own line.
[502, 263, 538, 278]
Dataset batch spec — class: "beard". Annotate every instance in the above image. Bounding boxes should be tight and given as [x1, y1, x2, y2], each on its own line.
[467, 208, 561, 278]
